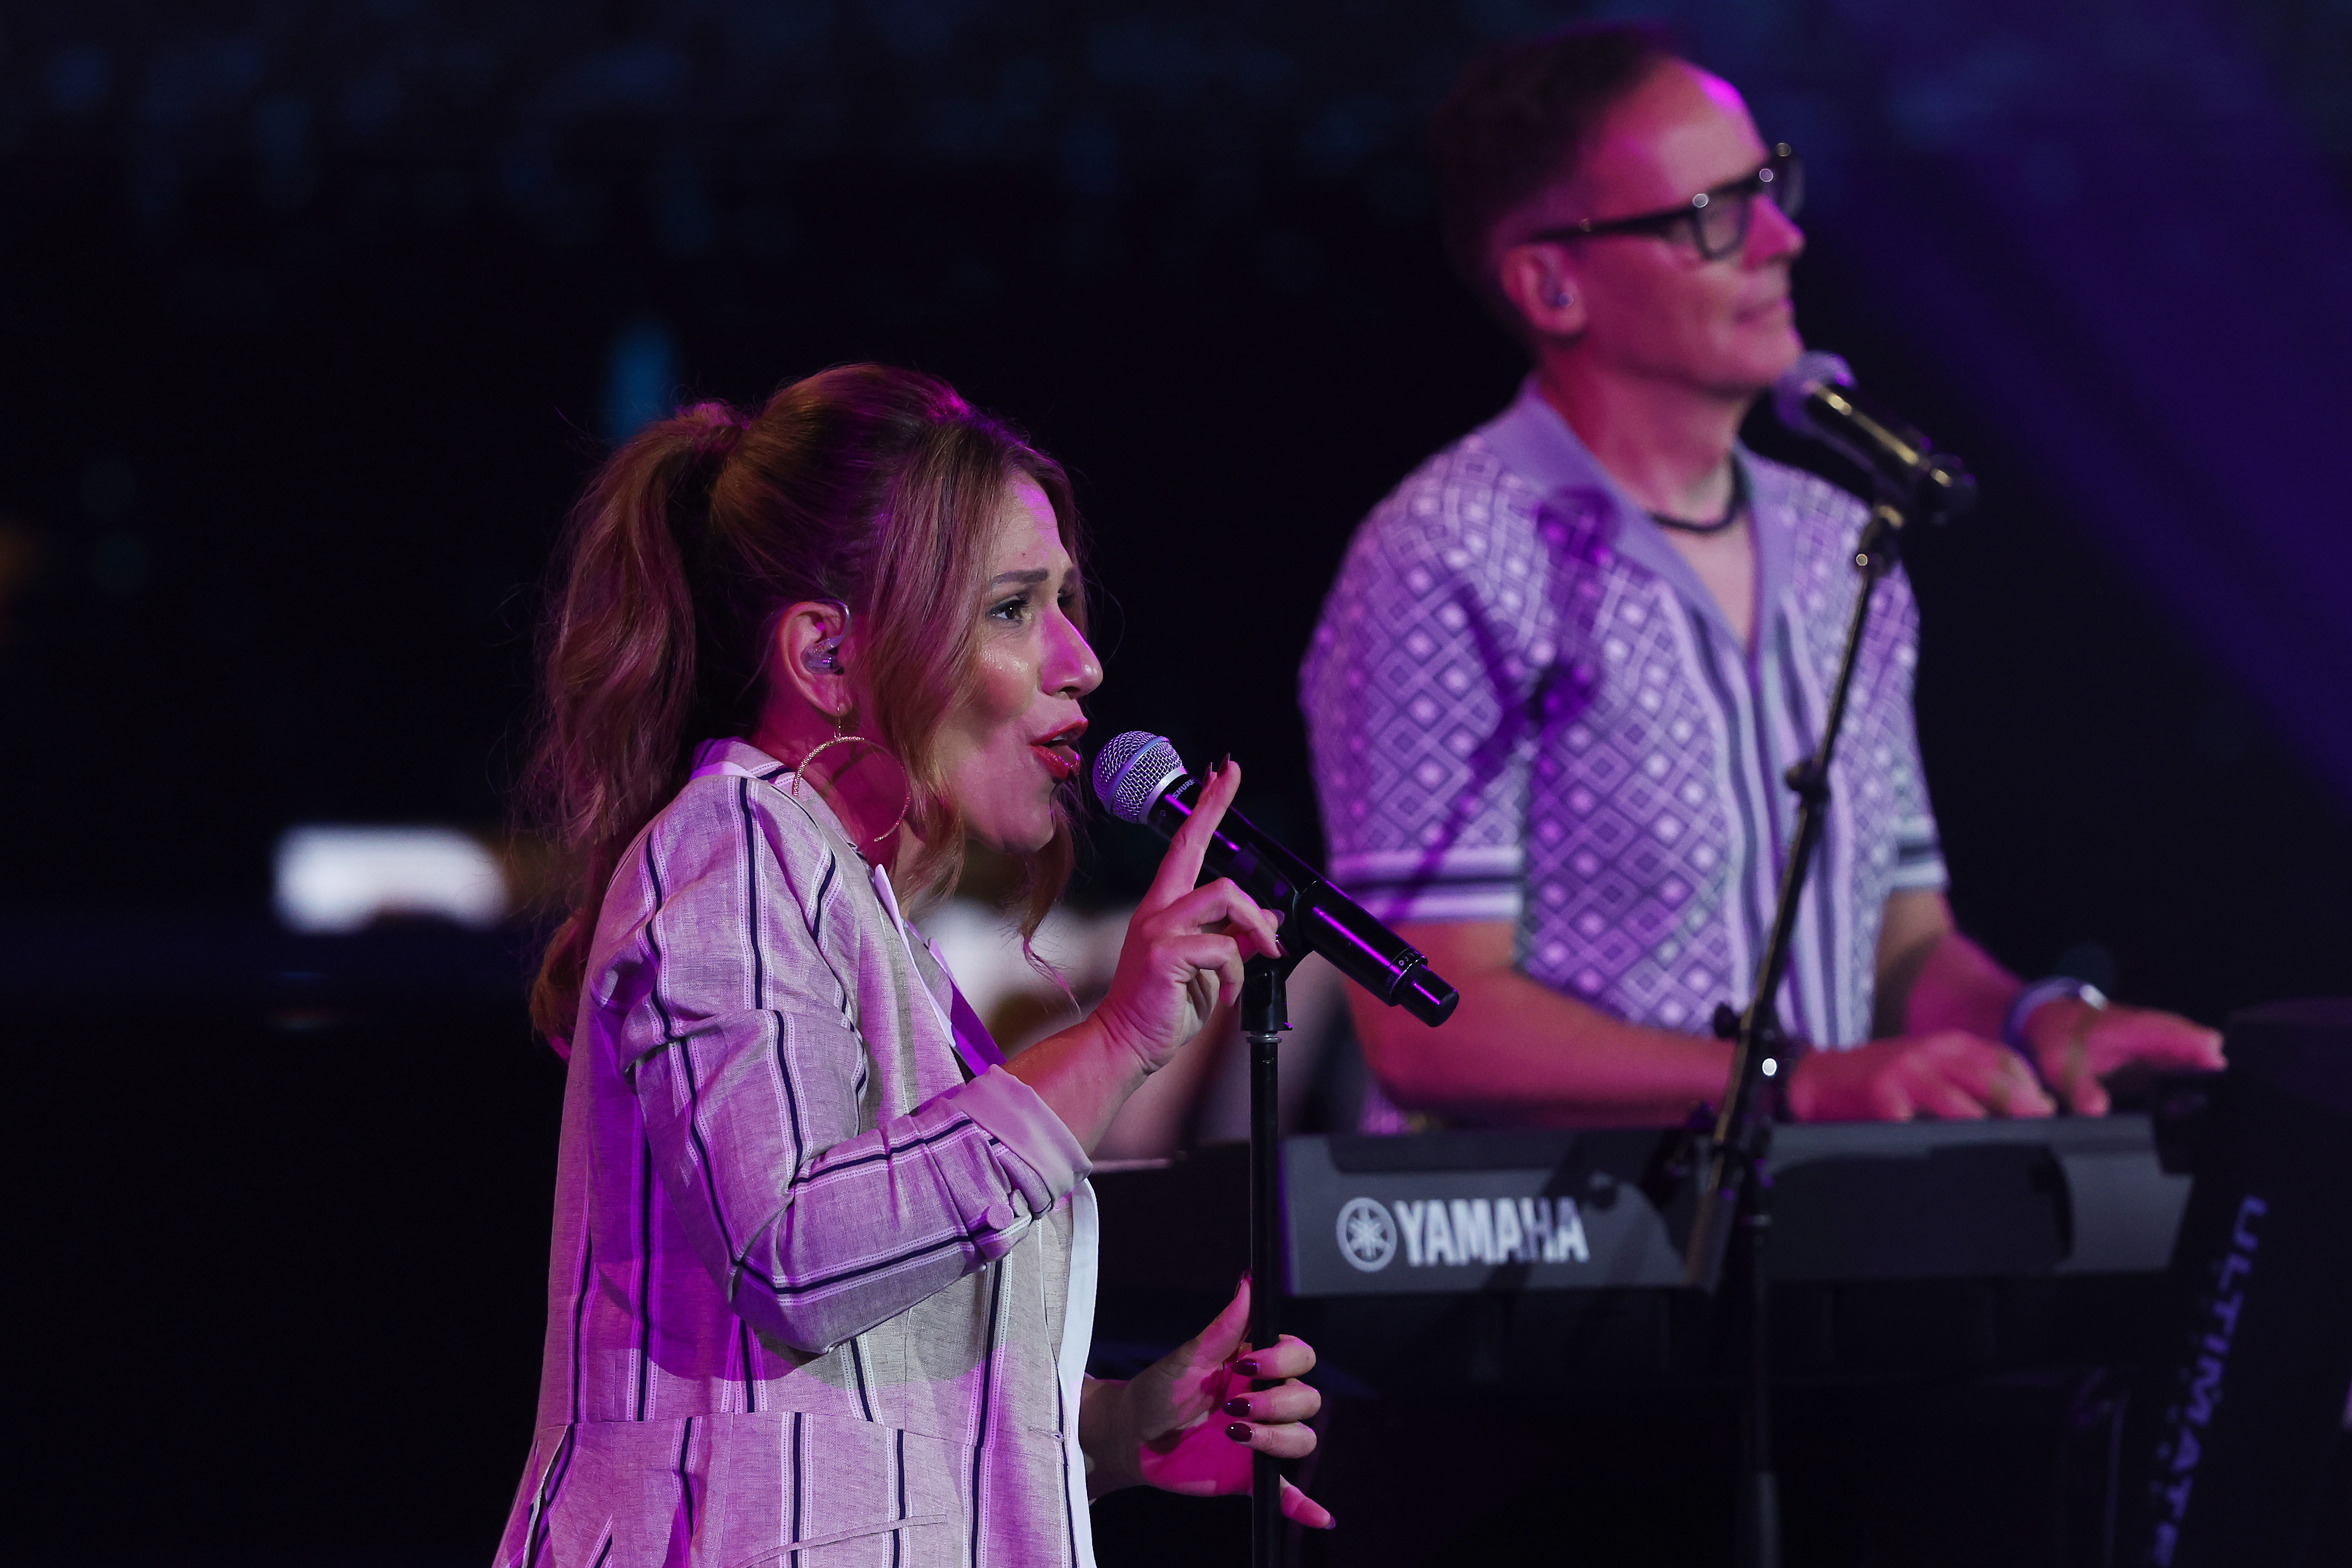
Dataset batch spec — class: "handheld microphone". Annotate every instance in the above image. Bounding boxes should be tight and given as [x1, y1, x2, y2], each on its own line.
[1091, 732, 1459, 1028]
[1773, 351, 1976, 523]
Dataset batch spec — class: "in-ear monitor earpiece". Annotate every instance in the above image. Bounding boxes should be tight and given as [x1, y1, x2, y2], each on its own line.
[802, 598, 851, 676]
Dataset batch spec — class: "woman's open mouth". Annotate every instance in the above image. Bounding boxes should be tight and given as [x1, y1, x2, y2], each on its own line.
[1031, 722, 1086, 781]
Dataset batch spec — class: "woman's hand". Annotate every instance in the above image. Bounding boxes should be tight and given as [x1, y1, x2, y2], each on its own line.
[1081, 1277, 1332, 1529]
[1006, 759, 1285, 1152]
[1090, 760, 1284, 1075]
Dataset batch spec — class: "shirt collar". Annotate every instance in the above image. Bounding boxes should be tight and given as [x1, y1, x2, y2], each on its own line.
[688, 735, 858, 846]
[1478, 373, 1791, 656]
[689, 735, 1007, 1079]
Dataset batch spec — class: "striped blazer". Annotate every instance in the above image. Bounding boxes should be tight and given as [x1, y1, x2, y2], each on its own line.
[496, 738, 1099, 1568]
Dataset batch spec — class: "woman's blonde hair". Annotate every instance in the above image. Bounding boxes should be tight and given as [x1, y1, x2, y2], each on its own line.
[522, 363, 1085, 1040]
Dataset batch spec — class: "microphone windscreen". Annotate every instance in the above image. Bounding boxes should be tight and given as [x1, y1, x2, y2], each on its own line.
[1091, 731, 1188, 825]
[1771, 350, 1854, 437]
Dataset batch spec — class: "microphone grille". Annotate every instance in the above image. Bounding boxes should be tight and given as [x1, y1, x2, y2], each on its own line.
[1091, 731, 1188, 825]
[1772, 350, 1854, 437]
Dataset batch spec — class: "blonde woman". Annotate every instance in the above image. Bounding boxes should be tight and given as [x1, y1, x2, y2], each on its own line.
[497, 364, 1328, 1566]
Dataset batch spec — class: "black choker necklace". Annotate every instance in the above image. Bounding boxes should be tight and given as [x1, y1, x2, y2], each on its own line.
[1648, 465, 1747, 536]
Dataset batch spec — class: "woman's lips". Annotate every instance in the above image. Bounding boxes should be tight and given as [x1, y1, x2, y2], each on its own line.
[1031, 720, 1086, 782]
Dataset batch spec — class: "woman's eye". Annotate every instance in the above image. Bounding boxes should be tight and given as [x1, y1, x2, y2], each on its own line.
[989, 595, 1030, 623]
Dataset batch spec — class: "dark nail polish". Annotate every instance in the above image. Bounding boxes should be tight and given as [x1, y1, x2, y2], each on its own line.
[1235, 1358, 1259, 1376]
[1226, 1423, 1252, 1443]
[1223, 1397, 1250, 1418]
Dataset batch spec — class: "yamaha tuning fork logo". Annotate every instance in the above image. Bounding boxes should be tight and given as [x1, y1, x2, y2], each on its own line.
[1336, 1197, 1398, 1271]
[1334, 1194, 1591, 1272]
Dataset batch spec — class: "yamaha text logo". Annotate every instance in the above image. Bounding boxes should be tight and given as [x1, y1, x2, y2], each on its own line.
[1336, 1197, 1398, 1272]
[1333, 1195, 1592, 1271]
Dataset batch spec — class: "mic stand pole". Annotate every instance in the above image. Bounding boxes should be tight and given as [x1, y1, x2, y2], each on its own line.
[1242, 952, 1301, 1568]
[1683, 497, 1910, 1568]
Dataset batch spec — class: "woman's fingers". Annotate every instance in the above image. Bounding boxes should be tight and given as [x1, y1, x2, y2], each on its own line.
[1235, 1333, 1317, 1382]
[1140, 760, 1247, 914]
[1185, 1277, 1252, 1370]
[1163, 933, 1246, 1016]
[1094, 763, 1286, 1078]
[1156, 877, 1282, 960]
[1226, 1416, 1317, 1460]
[1279, 1477, 1336, 1531]
[1133, 768, 1282, 957]
[1222, 1382, 1321, 1425]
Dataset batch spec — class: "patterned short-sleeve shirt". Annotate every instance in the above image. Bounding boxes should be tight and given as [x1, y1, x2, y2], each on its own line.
[1300, 377, 1946, 1050]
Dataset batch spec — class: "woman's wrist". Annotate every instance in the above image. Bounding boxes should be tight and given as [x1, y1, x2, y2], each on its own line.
[1002, 1016, 1151, 1156]
[1078, 1375, 1143, 1497]
[1079, 990, 1177, 1080]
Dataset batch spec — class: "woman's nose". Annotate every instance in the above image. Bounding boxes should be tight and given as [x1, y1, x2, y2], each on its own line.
[1047, 614, 1104, 697]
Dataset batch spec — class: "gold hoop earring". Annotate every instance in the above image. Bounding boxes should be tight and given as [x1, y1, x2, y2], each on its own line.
[789, 716, 912, 855]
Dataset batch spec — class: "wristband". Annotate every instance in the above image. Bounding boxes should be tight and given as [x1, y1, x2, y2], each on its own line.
[2002, 976, 2108, 1054]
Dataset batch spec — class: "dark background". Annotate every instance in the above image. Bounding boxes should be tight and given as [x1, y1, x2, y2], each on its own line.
[4, 1, 2349, 1563]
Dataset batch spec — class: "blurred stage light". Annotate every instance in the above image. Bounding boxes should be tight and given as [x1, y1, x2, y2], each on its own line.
[273, 825, 510, 933]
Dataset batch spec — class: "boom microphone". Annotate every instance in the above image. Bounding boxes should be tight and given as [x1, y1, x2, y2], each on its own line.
[1092, 731, 1459, 1028]
[1773, 350, 1976, 522]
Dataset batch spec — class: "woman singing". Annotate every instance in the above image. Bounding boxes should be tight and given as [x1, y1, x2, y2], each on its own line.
[496, 364, 1326, 1567]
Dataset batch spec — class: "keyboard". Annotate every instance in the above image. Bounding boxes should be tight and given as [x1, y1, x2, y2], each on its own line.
[1091, 1115, 2191, 1392]
[1093, 1115, 2186, 1300]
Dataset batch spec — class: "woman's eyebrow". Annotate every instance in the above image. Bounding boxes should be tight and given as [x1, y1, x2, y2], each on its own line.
[987, 568, 1054, 588]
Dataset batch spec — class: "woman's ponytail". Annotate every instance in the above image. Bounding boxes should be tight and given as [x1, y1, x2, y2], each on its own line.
[524, 403, 743, 1043]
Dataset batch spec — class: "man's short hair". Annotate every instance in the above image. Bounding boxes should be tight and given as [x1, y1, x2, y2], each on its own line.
[1430, 21, 1678, 331]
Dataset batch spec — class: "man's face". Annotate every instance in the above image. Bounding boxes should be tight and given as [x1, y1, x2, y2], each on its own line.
[1520, 62, 1805, 397]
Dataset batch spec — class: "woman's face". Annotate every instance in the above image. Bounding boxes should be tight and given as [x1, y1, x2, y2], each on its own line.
[934, 477, 1101, 853]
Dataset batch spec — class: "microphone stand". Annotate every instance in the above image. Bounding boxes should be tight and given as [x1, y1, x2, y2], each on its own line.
[1242, 950, 1303, 1568]
[1682, 494, 1912, 1568]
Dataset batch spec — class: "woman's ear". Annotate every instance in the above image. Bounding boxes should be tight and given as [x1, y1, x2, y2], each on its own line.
[771, 599, 855, 722]
[1497, 243, 1589, 341]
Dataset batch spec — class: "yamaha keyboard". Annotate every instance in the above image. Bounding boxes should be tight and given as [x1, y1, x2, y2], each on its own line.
[1091, 1114, 2194, 1392]
[1091, 1022, 2352, 1565]
[1281, 1114, 2186, 1295]
[1098, 1115, 2186, 1298]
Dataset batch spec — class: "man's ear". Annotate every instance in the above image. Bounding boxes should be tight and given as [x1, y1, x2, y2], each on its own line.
[771, 599, 855, 720]
[1496, 244, 1589, 341]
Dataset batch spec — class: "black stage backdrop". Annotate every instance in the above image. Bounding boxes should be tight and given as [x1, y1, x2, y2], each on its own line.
[2, 3, 2348, 1563]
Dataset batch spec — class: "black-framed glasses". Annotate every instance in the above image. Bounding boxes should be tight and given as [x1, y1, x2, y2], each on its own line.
[1529, 144, 1802, 262]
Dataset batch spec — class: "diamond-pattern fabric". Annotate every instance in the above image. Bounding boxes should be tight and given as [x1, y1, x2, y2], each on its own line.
[1301, 378, 1945, 1052]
